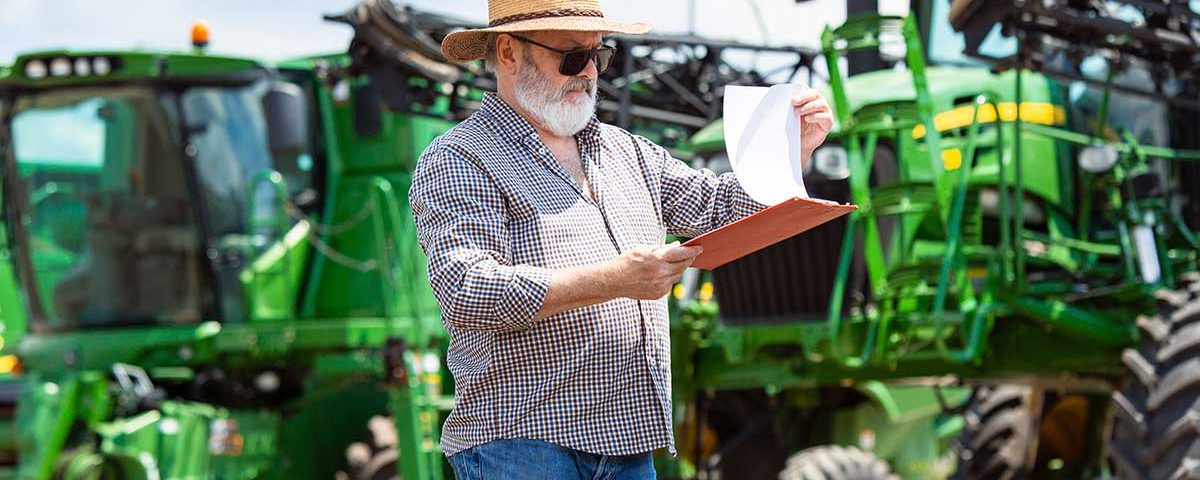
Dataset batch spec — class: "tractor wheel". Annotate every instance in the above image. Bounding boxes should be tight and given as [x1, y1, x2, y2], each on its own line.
[951, 385, 1035, 480]
[343, 415, 401, 480]
[1109, 274, 1200, 480]
[777, 445, 898, 480]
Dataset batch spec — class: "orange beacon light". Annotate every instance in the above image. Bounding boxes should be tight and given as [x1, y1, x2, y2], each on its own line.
[191, 20, 210, 50]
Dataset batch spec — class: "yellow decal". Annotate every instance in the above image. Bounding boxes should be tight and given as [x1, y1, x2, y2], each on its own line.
[942, 148, 963, 170]
[913, 102, 1066, 139]
[0, 355, 18, 375]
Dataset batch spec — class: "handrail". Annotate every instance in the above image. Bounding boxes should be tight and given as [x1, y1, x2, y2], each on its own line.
[827, 214, 876, 368]
[242, 171, 421, 331]
[1018, 122, 1200, 161]
[245, 170, 297, 321]
[825, 15, 908, 53]
[362, 175, 427, 340]
[822, 14, 950, 368]
[932, 94, 996, 362]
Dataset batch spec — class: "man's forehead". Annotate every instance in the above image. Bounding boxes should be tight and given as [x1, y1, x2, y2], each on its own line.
[527, 30, 604, 47]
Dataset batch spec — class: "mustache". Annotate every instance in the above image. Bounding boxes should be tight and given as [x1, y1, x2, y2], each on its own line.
[560, 78, 596, 98]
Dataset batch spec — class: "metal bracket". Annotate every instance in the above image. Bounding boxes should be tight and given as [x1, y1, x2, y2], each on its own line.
[112, 363, 154, 398]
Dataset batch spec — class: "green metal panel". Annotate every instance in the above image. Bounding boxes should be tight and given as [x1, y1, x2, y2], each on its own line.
[92, 402, 280, 480]
[0, 254, 26, 356]
[300, 74, 450, 329]
[1, 51, 264, 88]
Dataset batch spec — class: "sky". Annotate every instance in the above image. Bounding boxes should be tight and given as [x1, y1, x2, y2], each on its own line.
[0, 0, 909, 65]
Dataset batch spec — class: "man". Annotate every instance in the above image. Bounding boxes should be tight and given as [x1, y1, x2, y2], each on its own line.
[410, 1, 833, 478]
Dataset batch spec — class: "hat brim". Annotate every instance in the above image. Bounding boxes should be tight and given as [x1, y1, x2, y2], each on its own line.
[441, 17, 653, 63]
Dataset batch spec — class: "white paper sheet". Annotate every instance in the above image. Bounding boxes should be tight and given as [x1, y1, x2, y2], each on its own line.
[723, 83, 807, 205]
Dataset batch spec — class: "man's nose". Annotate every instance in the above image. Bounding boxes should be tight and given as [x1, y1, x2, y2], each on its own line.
[577, 56, 599, 80]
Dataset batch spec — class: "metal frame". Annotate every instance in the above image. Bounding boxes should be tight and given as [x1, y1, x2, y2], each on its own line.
[337, 3, 823, 136]
[818, 11, 1200, 370]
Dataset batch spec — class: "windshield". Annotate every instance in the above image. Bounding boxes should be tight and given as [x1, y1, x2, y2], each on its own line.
[925, 0, 1171, 146]
[184, 80, 316, 237]
[926, 0, 1017, 67]
[7, 87, 203, 330]
[181, 78, 318, 323]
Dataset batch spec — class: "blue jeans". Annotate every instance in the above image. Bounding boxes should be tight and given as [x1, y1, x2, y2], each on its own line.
[447, 438, 655, 480]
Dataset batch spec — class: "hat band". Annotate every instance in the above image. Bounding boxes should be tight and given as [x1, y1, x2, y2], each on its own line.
[488, 8, 604, 27]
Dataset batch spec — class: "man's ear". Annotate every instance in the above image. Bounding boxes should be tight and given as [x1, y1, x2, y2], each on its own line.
[496, 34, 522, 75]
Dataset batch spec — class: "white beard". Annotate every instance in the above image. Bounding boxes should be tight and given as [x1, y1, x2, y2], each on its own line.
[513, 57, 597, 137]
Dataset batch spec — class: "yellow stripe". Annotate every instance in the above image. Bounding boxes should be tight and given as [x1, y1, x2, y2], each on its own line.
[912, 102, 1065, 139]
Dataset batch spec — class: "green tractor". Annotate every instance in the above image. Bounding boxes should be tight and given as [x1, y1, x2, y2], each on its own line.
[675, 0, 1200, 478]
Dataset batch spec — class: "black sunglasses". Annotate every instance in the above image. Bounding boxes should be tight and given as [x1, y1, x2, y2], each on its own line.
[507, 34, 617, 76]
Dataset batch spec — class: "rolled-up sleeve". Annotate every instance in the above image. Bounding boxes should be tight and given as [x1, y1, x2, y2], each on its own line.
[636, 136, 767, 238]
[410, 145, 552, 332]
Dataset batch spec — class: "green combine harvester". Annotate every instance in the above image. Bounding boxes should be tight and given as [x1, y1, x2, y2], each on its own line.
[675, 0, 1200, 478]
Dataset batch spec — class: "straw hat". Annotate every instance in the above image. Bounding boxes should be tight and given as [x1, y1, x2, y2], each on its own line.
[441, 0, 653, 62]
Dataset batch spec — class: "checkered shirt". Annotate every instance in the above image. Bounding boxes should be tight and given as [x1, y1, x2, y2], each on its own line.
[410, 93, 764, 457]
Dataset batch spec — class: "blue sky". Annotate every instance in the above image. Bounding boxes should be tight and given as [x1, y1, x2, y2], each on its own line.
[0, 0, 907, 65]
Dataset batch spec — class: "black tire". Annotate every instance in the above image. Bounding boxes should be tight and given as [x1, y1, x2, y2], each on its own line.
[344, 415, 401, 480]
[951, 385, 1035, 480]
[1109, 274, 1200, 480]
[778, 445, 898, 480]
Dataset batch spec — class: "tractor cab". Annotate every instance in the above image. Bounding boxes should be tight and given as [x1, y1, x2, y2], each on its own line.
[0, 52, 320, 334]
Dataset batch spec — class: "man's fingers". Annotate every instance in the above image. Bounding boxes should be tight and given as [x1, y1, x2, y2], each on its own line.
[790, 82, 817, 103]
[791, 93, 822, 108]
[803, 111, 834, 132]
[659, 244, 703, 263]
[791, 93, 820, 106]
[794, 102, 830, 114]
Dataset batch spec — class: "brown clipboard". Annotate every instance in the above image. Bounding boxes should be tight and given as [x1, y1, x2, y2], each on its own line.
[683, 197, 858, 270]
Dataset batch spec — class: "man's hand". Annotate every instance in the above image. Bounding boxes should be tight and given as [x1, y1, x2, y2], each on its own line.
[792, 84, 834, 169]
[535, 242, 702, 319]
[609, 242, 703, 300]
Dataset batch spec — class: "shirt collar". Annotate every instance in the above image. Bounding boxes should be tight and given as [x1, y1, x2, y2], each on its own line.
[481, 93, 538, 143]
[577, 115, 602, 143]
